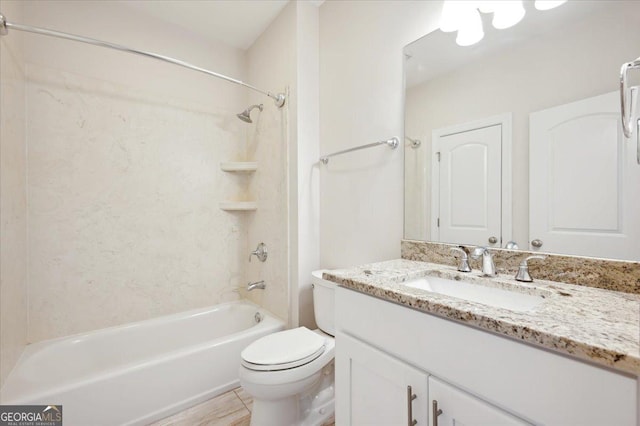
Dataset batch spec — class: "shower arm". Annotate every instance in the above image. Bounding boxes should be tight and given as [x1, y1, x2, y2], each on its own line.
[0, 13, 286, 108]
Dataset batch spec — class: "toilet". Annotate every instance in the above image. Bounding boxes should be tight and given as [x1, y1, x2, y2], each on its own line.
[239, 270, 336, 426]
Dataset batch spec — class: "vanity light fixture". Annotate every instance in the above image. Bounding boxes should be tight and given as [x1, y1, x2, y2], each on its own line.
[439, 0, 461, 32]
[491, 1, 526, 29]
[439, 1, 486, 46]
[477, 1, 526, 29]
[455, 7, 484, 46]
[440, 0, 565, 47]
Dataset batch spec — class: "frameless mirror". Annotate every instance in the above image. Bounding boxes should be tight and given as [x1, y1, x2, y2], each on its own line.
[403, 0, 640, 261]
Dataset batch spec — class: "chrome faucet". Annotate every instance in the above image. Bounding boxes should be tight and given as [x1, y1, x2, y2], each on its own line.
[247, 280, 266, 291]
[470, 247, 496, 276]
[450, 247, 471, 272]
[515, 255, 546, 282]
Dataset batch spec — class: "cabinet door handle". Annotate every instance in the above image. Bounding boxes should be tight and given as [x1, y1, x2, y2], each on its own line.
[432, 400, 443, 426]
[407, 386, 417, 425]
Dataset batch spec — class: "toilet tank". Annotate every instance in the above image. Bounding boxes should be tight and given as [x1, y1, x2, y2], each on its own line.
[311, 270, 337, 336]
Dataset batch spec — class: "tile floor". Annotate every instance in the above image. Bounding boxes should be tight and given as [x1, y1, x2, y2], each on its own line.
[149, 387, 335, 426]
[149, 388, 252, 426]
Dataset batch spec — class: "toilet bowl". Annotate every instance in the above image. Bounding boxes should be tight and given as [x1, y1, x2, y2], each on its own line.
[239, 270, 336, 426]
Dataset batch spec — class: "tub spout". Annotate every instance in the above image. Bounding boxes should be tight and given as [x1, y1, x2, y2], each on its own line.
[247, 280, 266, 291]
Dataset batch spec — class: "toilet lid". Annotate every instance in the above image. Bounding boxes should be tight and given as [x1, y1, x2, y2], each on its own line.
[241, 327, 326, 371]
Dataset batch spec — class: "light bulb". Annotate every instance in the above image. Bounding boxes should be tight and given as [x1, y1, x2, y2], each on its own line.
[478, 1, 500, 14]
[492, 0, 526, 29]
[456, 8, 484, 46]
[440, 1, 466, 32]
[534, 0, 567, 11]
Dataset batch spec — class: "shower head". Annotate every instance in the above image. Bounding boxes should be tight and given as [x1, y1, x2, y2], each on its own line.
[237, 104, 264, 123]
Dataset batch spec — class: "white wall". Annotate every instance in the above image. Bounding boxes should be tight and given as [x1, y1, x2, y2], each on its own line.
[0, 0, 28, 387]
[22, 0, 251, 341]
[319, 0, 442, 268]
[294, 2, 320, 329]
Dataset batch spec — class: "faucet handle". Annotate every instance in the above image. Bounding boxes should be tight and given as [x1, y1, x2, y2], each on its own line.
[450, 247, 471, 272]
[521, 255, 546, 265]
[515, 255, 546, 282]
[249, 242, 268, 262]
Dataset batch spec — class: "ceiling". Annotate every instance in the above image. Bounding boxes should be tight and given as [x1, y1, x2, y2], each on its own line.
[120, 0, 291, 50]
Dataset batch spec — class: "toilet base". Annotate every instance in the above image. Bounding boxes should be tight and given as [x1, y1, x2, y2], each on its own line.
[248, 361, 335, 426]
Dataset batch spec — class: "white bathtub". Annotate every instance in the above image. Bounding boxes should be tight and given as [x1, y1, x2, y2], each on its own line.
[0, 300, 284, 425]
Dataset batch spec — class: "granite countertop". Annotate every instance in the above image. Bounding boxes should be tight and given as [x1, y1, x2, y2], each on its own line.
[324, 259, 640, 375]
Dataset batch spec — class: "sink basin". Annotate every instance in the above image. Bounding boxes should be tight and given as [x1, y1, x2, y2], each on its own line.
[402, 276, 545, 312]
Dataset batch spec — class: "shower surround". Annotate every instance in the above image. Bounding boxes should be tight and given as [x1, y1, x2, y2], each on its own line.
[27, 65, 249, 341]
[243, 1, 299, 324]
[0, 0, 27, 388]
[3, 0, 292, 345]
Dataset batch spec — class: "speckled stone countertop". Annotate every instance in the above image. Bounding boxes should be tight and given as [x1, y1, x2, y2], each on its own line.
[402, 240, 640, 294]
[324, 259, 640, 375]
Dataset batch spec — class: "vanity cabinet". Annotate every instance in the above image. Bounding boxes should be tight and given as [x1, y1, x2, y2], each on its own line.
[335, 286, 638, 425]
[338, 333, 428, 425]
[338, 332, 528, 426]
[428, 376, 528, 426]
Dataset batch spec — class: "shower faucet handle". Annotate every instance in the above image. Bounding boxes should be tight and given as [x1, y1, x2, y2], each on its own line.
[249, 242, 268, 262]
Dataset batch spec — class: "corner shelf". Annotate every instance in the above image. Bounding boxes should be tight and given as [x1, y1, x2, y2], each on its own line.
[220, 162, 258, 173]
[219, 201, 257, 211]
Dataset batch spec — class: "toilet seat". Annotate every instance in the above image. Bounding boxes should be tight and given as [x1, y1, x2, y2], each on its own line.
[241, 327, 326, 371]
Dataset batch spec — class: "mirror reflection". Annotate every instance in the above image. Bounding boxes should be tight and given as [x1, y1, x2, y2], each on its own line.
[404, 0, 640, 261]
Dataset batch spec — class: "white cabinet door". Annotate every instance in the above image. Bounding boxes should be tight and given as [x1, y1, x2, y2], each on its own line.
[530, 91, 640, 260]
[428, 377, 530, 426]
[335, 332, 428, 426]
[433, 124, 502, 247]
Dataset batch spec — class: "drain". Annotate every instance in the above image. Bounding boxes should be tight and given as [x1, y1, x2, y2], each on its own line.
[254, 312, 264, 323]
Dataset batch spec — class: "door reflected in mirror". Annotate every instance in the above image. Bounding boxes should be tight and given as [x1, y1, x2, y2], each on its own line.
[403, 0, 640, 261]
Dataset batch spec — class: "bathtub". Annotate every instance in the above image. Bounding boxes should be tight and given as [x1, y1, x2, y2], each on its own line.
[0, 300, 284, 425]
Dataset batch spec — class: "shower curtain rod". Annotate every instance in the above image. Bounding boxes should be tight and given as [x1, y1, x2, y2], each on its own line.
[0, 13, 286, 108]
